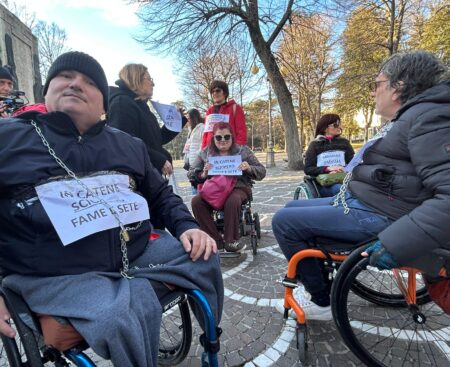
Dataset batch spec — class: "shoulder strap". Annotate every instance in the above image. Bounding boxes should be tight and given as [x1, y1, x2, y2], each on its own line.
[232, 103, 236, 121]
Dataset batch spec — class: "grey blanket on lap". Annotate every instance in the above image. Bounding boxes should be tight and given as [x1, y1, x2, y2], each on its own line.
[4, 231, 224, 367]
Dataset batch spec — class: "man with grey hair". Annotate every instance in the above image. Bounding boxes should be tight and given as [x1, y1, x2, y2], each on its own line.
[273, 50, 450, 321]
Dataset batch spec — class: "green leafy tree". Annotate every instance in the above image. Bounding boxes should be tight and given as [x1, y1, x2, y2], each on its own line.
[418, 4, 450, 62]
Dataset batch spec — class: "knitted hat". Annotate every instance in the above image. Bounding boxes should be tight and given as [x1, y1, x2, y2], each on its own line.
[0, 66, 13, 82]
[43, 51, 109, 111]
[315, 113, 340, 137]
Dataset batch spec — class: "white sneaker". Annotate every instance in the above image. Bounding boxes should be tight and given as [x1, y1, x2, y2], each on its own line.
[276, 285, 331, 321]
[275, 284, 311, 316]
[300, 300, 332, 321]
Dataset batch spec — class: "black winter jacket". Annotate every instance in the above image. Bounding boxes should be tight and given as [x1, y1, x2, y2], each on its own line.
[349, 82, 450, 269]
[304, 136, 354, 176]
[0, 111, 198, 276]
[108, 80, 185, 172]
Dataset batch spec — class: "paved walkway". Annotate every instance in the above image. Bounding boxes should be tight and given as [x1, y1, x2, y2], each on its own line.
[171, 154, 361, 367]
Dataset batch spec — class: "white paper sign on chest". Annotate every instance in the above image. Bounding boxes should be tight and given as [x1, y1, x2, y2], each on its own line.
[208, 155, 242, 176]
[35, 174, 150, 246]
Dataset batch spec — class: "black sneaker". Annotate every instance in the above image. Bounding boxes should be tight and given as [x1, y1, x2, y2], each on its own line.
[224, 241, 246, 253]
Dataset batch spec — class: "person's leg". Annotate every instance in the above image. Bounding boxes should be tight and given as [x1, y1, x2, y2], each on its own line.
[272, 200, 391, 306]
[191, 194, 223, 248]
[130, 231, 224, 331]
[223, 188, 249, 243]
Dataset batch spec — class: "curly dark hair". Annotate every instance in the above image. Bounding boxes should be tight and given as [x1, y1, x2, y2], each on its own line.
[380, 51, 448, 104]
[209, 80, 229, 100]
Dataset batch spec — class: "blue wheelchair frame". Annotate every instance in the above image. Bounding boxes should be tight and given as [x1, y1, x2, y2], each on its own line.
[0, 284, 220, 367]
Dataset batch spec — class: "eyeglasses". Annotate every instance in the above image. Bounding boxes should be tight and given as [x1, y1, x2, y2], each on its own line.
[328, 122, 341, 128]
[214, 134, 231, 142]
[369, 79, 389, 92]
[211, 88, 222, 94]
[143, 76, 154, 84]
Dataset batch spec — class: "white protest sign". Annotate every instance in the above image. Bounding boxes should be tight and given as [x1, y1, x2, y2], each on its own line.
[317, 150, 346, 167]
[151, 101, 182, 132]
[35, 174, 150, 246]
[204, 113, 229, 132]
[208, 155, 242, 176]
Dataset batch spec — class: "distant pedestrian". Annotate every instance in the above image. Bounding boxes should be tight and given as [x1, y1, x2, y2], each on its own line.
[183, 108, 204, 194]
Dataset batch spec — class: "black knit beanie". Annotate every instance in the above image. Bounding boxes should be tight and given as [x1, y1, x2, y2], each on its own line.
[0, 66, 13, 82]
[43, 51, 109, 111]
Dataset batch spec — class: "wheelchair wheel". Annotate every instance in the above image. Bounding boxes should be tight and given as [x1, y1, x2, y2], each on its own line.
[0, 290, 44, 367]
[293, 182, 315, 200]
[251, 235, 257, 255]
[158, 296, 192, 366]
[332, 250, 449, 367]
[296, 323, 308, 363]
[253, 212, 261, 239]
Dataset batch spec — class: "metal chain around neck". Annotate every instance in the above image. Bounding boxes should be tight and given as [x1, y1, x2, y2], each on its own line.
[333, 121, 395, 214]
[30, 120, 141, 278]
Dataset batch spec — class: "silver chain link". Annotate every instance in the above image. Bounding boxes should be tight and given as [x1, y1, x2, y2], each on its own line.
[333, 121, 395, 214]
[30, 120, 142, 278]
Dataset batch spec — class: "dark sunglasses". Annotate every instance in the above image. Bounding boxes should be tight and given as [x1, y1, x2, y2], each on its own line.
[328, 122, 340, 128]
[211, 88, 222, 94]
[214, 134, 231, 142]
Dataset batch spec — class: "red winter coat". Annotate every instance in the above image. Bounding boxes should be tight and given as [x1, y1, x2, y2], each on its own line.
[201, 99, 247, 148]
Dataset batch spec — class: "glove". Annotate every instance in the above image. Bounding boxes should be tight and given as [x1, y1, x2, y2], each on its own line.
[364, 240, 399, 270]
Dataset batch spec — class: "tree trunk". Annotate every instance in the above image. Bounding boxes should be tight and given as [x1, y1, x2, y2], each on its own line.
[247, 25, 303, 169]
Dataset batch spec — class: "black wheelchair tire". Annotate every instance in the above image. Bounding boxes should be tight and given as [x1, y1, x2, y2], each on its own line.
[253, 212, 261, 239]
[342, 246, 430, 307]
[1, 332, 24, 367]
[158, 298, 192, 366]
[293, 182, 315, 200]
[1, 291, 44, 367]
[251, 235, 258, 255]
[331, 248, 447, 367]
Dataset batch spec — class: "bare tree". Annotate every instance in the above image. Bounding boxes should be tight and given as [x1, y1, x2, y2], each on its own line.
[33, 21, 70, 80]
[277, 12, 337, 144]
[131, 0, 306, 169]
[0, 0, 36, 28]
[180, 37, 261, 110]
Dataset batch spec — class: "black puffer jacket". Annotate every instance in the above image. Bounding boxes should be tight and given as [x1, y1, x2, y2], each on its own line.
[304, 136, 354, 176]
[349, 82, 450, 268]
[108, 80, 185, 172]
[0, 111, 198, 276]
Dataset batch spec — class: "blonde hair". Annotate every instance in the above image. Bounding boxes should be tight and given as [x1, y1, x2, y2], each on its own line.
[118, 63, 149, 100]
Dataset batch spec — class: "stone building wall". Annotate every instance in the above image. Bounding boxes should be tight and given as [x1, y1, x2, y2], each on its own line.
[0, 4, 42, 103]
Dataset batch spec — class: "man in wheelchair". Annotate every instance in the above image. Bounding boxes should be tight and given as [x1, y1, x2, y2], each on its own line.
[0, 51, 224, 366]
[273, 51, 450, 321]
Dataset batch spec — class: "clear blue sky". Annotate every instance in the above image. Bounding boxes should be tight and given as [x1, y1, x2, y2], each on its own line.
[24, 0, 183, 103]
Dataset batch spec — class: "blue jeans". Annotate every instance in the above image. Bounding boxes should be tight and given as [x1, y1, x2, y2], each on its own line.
[272, 194, 392, 305]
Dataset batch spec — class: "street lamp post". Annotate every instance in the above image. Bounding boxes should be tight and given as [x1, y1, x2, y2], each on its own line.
[266, 80, 275, 167]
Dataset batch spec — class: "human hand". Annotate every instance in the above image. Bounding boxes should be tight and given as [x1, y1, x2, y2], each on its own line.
[238, 161, 251, 172]
[161, 160, 173, 176]
[361, 240, 398, 270]
[201, 163, 213, 178]
[0, 297, 15, 338]
[327, 166, 344, 173]
[0, 102, 9, 118]
[180, 228, 217, 261]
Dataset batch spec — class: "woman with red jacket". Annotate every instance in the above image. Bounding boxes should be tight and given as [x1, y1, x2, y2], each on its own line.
[201, 80, 247, 148]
